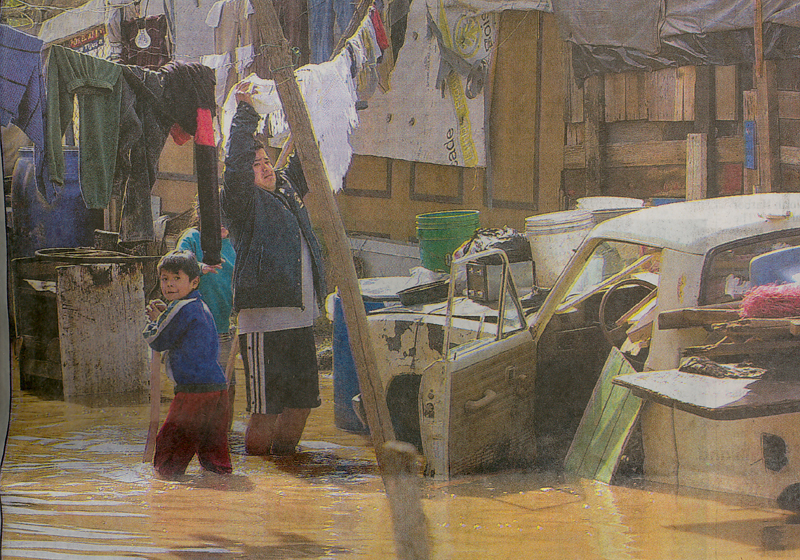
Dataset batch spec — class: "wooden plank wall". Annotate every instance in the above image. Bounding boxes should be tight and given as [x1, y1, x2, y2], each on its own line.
[563, 57, 800, 202]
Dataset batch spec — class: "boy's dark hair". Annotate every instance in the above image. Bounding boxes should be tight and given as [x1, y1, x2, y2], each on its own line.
[158, 250, 200, 280]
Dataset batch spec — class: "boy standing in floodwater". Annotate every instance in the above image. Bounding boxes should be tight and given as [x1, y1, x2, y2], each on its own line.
[143, 250, 232, 479]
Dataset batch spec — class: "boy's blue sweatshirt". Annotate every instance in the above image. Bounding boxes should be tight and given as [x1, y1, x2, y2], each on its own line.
[143, 289, 227, 393]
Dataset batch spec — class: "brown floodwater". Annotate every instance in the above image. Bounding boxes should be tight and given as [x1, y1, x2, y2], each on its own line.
[3, 362, 800, 560]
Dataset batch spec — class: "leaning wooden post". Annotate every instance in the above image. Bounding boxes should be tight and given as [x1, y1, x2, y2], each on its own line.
[250, 0, 395, 461]
[382, 441, 431, 560]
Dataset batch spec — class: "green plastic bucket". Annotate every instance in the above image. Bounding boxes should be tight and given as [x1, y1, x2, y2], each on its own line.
[416, 210, 480, 272]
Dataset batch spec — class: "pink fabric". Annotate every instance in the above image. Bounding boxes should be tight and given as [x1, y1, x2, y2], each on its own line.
[370, 8, 389, 51]
[195, 108, 216, 146]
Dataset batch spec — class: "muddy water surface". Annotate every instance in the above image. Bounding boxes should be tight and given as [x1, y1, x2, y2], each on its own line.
[3, 368, 800, 559]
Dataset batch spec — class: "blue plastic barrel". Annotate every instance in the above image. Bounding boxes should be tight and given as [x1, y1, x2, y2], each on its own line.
[332, 293, 385, 433]
[10, 147, 102, 258]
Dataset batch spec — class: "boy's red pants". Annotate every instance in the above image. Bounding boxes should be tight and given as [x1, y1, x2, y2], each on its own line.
[154, 390, 232, 478]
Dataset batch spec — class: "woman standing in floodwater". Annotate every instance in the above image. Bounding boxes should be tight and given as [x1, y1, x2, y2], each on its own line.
[221, 81, 327, 456]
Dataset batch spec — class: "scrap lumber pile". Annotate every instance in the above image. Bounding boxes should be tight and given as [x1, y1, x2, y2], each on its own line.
[658, 299, 800, 359]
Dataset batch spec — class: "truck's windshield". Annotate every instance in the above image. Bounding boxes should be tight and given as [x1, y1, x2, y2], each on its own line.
[560, 240, 661, 309]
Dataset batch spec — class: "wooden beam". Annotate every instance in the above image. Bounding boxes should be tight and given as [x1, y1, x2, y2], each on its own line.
[754, 0, 781, 192]
[686, 133, 707, 200]
[583, 74, 604, 196]
[564, 137, 743, 170]
[250, 0, 395, 461]
[382, 441, 431, 560]
[693, 65, 716, 197]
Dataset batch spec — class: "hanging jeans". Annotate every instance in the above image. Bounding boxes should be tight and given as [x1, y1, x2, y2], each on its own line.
[308, 0, 355, 63]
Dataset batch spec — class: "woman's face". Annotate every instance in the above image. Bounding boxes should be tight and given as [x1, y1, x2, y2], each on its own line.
[253, 148, 276, 191]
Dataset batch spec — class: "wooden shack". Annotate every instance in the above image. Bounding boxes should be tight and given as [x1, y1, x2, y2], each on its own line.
[557, 0, 800, 205]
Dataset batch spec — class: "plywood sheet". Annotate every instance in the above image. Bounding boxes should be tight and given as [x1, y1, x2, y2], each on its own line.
[613, 370, 800, 420]
[564, 347, 642, 484]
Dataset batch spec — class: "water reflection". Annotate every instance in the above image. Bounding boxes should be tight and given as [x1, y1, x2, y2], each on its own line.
[4, 372, 800, 559]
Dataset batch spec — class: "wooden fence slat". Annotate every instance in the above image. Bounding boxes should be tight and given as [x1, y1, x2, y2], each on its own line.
[686, 133, 708, 200]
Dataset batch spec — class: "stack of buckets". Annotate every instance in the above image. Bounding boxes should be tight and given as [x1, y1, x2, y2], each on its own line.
[416, 210, 481, 272]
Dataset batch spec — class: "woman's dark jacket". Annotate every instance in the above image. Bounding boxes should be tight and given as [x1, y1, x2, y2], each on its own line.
[221, 101, 326, 312]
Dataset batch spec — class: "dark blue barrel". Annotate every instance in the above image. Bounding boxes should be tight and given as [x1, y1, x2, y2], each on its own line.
[332, 293, 385, 433]
[10, 147, 102, 258]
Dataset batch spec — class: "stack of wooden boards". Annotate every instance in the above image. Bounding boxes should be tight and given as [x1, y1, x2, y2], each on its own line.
[658, 304, 800, 358]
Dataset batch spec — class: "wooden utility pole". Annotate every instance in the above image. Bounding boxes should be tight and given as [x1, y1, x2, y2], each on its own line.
[753, 0, 781, 192]
[249, 0, 396, 462]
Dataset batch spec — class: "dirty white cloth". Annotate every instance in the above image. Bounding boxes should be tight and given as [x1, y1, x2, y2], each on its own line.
[220, 51, 357, 193]
[234, 44, 255, 77]
[218, 9, 390, 193]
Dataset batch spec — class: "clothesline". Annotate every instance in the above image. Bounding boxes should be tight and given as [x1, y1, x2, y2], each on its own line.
[219, 3, 387, 193]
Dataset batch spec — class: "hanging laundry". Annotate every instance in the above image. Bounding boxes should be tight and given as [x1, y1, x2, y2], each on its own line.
[369, 7, 390, 51]
[160, 61, 222, 265]
[200, 53, 232, 108]
[206, 0, 255, 105]
[106, 0, 141, 62]
[115, 66, 172, 244]
[308, 0, 356, 63]
[234, 44, 255, 78]
[46, 45, 123, 209]
[220, 50, 357, 193]
[120, 14, 172, 69]
[208, 0, 254, 55]
[0, 24, 49, 198]
[353, 20, 381, 101]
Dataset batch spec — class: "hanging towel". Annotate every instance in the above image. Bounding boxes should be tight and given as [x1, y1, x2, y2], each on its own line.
[46, 45, 123, 209]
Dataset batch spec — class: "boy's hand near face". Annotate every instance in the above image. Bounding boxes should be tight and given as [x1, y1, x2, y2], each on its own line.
[146, 299, 167, 321]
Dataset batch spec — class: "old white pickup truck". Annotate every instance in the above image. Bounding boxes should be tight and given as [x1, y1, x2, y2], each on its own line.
[365, 194, 800, 500]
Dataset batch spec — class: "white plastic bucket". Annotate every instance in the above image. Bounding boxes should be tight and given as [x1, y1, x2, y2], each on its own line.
[577, 197, 645, 225]
[576, 196, 644, 210]
[525, 210, 594, 288]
